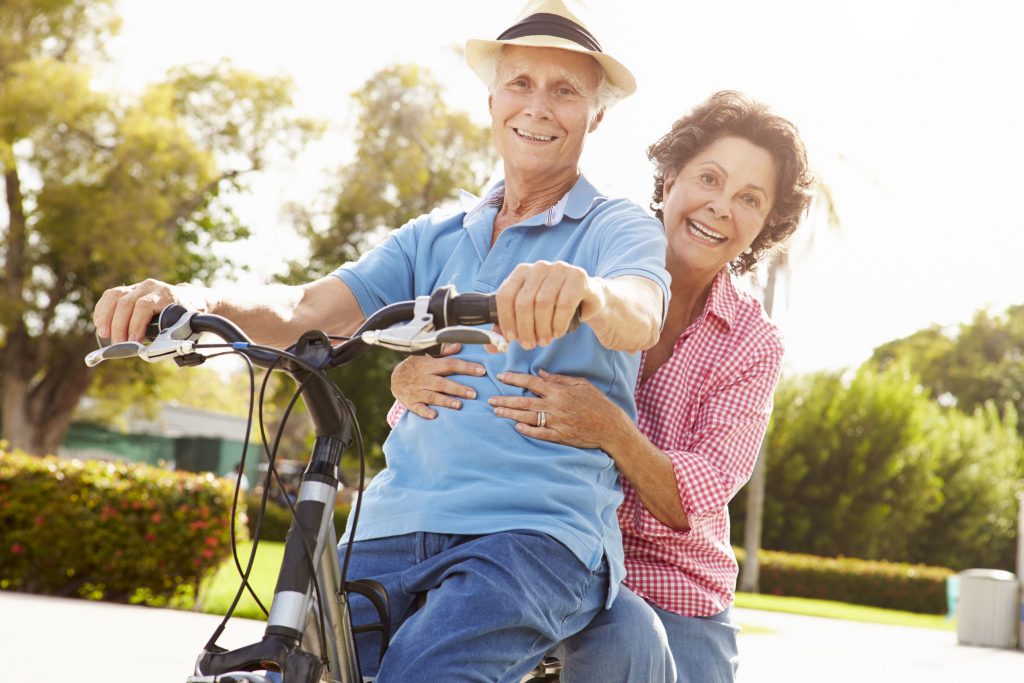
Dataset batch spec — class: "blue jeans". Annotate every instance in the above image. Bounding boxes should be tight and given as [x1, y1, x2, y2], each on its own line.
[340, 530, 608, 682]
[559, 587, 739, 683]
[655, 604, 739, 683]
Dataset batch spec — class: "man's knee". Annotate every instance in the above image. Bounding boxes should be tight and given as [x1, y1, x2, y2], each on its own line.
[559, 588, 675, 683]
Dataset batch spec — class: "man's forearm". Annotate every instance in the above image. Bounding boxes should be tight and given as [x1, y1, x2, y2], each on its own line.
[581, 276, 663, 352]
[196, 276, 364, 348]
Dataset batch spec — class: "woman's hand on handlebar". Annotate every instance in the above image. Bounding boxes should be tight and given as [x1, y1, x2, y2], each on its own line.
[94, 279, 207, 343]
[391, 344, 486, 420]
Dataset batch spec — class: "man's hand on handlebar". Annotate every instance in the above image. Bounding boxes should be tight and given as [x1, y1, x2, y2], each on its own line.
[494, 260, 593, 350]
[94, 278, 207, 344]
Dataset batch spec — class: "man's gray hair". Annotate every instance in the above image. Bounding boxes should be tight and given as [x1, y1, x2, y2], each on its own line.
[477, 45, 625, 112]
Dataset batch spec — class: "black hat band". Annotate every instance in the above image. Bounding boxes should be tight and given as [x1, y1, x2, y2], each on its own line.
[496, 12, 603, 53]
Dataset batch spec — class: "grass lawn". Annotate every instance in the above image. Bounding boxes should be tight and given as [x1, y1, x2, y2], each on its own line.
[734, 592, 955, 631]
[198, 540, 284, 620]
[199, 541, 955, 634]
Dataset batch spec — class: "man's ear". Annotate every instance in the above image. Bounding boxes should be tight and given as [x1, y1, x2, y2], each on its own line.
[588, 107, 605, 133]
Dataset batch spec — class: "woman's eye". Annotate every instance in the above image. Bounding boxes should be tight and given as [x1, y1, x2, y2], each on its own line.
[742, 194, 761, 208]
[700, 173, 717, 185]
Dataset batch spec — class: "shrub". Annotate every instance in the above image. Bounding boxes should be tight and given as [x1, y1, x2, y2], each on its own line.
[0, 448, 245, 606]
[244, 493, 350, 543]
[736, 547, 953, 614]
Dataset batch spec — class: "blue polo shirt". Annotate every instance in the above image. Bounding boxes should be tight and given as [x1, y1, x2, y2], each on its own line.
[334, 175, 669, 604]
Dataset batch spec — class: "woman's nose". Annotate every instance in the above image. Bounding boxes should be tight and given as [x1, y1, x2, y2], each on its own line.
[707, 196, 731, 220]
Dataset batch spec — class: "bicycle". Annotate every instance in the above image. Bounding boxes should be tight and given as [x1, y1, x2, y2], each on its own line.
[86, 284, 565, 683]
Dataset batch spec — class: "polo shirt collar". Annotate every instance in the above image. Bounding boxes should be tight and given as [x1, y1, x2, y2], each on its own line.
[460, 174, 606, 227]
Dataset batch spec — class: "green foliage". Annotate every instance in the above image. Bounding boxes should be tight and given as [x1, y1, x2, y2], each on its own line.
[737, 363, 944, 561]
[872, 304, 1024, 435]
[286, 62, 496, 277]
[907, 402, 1023, 569]
[734, 548, 953, 614]
[732, 360, 1024, 570]
[0, 0, 320, 455]
[0, 447, 245, 605]
[244, 493, 350, 543]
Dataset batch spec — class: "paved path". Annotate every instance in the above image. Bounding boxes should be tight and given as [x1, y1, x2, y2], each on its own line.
[1, 591, 1022, 681]
[733, 607, 1023, 682]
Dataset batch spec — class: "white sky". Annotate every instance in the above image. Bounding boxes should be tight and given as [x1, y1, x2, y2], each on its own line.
[101, 0, 1024, 373]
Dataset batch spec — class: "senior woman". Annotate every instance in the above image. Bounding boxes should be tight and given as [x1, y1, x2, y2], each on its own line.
[92, 1, 669, 681]
[389, 90, 814, 682]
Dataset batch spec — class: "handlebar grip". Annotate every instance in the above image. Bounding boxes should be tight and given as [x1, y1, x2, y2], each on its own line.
[447, 292, 498, 327]
[432, 286, 581, 333]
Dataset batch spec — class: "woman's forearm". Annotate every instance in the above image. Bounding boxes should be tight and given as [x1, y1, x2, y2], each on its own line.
[603, 411, 690, 532]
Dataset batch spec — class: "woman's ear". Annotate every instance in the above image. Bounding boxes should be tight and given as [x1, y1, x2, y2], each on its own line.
[663, 169, 679, 197]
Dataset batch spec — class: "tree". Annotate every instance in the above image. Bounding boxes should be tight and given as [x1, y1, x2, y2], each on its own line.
[276, 63, 496, 472]
[731, 361, 1024, 569]
[739, 180, 840, 592]
[735, 362, 946, 561]
[0, 1, 319, 454]
[908, 401, 1023, 570]
[872, 304, 1024, 435]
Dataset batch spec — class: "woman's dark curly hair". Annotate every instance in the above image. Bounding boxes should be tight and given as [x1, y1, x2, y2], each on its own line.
[648, 90, 814, 274]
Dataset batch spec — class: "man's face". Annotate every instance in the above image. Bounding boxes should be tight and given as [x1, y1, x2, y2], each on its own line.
[489, 45, 604, 182]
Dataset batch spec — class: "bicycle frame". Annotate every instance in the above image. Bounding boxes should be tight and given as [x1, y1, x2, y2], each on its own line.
[191, 331, 365, 682]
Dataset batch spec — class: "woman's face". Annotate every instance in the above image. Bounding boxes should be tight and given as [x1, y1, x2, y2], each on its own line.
[661, 136, 777, 278]
[489, 45, 604, 183]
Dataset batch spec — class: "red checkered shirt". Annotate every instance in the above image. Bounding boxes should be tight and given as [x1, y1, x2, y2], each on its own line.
[622, 269, 783, 616]
[385, 270, 782, 617]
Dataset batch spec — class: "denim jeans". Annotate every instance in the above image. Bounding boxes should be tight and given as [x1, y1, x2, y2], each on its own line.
[558, 585, 676, 683]
[559, 587, 740, 683]
[656, 604, 739, 683]
[335, 530, 608, 682]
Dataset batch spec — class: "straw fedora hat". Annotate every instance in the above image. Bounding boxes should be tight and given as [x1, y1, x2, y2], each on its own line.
[465, 0, 637, 100]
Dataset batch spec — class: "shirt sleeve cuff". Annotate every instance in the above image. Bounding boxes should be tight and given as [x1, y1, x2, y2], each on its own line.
[633, 449, 737, 540]
[386, 401, 407, 428]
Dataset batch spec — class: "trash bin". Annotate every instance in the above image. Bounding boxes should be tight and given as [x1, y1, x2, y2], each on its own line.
[945, 574, 960, 620]
[956, 569, 1020, 649]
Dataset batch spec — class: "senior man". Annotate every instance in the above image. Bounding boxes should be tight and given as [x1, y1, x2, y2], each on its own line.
[93, 1, 669, 680]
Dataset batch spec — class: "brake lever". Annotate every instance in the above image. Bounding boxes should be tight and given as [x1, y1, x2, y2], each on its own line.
[85, 307, 202, 367]
[361, 326, 508, 354]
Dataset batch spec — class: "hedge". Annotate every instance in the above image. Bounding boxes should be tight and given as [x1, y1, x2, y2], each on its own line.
[244, 493, 350, 543]
[0, 448, 245, 606]
[736, 547, 953, 614]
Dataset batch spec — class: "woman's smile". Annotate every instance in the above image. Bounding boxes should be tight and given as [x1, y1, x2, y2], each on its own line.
[686, 219, 727, 245]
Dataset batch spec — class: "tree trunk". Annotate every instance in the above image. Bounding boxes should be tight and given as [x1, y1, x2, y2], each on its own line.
[739, 441, 767, 592]
[2, 336, 94, 455]
[738, 259, 780, 593]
